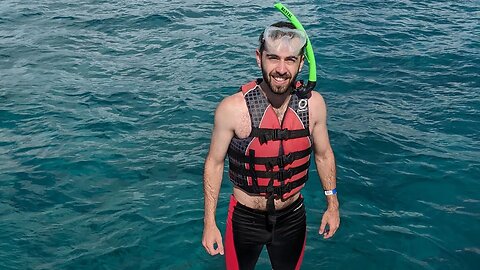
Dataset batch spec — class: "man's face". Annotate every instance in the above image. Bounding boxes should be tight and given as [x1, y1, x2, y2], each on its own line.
[256, 38, 305, 95]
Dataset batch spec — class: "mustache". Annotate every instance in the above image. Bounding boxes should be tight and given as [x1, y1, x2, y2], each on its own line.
[270, 72, 291, 79]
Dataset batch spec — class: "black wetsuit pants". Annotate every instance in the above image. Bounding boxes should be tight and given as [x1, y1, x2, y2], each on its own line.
[225, 195, 307, 270]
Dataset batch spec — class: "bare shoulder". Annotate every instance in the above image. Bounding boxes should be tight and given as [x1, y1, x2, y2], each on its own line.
[216, 91, 251, 138]
[309, 91, 327, 109]
[216, 92, 246, 118]
[309, 91, 327, 123]
[214, 92, 248, 131]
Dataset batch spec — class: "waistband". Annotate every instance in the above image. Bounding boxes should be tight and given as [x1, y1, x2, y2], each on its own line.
[230, 194, 303, 217]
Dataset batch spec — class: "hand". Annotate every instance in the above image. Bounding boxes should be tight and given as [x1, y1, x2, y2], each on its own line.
[202, 224, 224, 256]
[319, 208, 340, 239]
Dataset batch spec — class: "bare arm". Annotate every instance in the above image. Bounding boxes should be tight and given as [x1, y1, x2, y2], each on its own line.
[310, 92, 340, 238]
[202, 95, 238, 255]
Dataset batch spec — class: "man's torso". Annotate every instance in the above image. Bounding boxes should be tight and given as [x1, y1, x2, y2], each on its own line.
[229, 83, 315, 211]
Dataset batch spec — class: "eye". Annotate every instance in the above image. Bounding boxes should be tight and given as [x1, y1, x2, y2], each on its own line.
[267, 55, 280, 62]
[286, 57, 297, 64]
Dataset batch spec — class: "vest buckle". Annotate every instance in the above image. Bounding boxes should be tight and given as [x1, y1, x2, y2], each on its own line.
[274, 128, 289, 140]
[278, 153, 294, 167]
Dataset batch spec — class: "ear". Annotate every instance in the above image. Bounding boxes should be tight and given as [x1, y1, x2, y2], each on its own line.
[255, 49, 262, 68]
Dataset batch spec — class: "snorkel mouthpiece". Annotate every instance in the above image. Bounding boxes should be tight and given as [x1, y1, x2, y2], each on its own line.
[274, 3, 317, 97]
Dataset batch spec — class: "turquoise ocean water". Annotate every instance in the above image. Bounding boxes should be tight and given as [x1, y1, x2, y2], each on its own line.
[1, 0, 479, 269]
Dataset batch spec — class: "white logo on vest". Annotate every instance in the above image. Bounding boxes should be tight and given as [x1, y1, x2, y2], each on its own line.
[298, 99, 308, 112]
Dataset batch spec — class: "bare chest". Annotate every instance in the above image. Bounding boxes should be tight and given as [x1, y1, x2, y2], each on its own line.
[272, 106, 287, 123]
[235, 106, 287, 139]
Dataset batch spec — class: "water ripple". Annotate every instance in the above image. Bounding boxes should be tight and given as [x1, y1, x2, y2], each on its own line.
[1, 0, 479, 269]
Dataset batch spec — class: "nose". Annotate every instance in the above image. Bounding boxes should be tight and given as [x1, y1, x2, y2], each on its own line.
[275, 60, 288, 75]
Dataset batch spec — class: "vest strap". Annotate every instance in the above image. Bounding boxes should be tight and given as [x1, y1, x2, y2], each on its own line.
[234, 174, 309, 198]
[227, 147, 311, 170]
[229, 159, 310, 181]
[250, 127, 310, 145]
[248, 149, 259, 193]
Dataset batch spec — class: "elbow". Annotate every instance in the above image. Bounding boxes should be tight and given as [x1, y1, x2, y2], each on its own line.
[204, 154, 225, 171]
[314, 147, 334, 164]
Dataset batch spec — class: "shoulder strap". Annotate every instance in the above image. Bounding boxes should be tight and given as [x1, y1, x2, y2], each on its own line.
[243, 82, 269, 128]
[289, 91, 310, 130]
[240, 80, 258, 94]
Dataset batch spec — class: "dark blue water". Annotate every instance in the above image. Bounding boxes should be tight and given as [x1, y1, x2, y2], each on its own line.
[1, 1, 479, 269]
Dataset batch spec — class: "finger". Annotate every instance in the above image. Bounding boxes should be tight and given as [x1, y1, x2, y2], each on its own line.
[324, 228, 333, 239]
[217, 239, 224, 255]
[204, 245, 211, 255]
[204, 241, 216, 255]
[202, 240, 210, 254]
[319, 219, 326, 235]
[324, 224, 339, 239]
[205, 243, 213, 255]
[211, 241, 220, 255]
[330, 224, 339, 236]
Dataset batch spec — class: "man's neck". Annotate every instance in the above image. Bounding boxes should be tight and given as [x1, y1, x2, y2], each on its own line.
[259, 80, 291, 109]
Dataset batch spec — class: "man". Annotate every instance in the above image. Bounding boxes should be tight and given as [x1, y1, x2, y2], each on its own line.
[202, 22, 340, 270]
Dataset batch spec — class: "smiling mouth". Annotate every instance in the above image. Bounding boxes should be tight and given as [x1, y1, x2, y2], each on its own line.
[272, 76, 289, 84]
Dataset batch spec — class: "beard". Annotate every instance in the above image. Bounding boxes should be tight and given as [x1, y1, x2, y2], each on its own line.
[261, 63, 299, 95]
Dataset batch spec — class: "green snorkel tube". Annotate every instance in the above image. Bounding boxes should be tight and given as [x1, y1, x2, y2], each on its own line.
[274, 3, 317, 97]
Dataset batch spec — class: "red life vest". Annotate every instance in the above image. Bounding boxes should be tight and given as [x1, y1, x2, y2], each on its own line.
[227, 79, 312, 200]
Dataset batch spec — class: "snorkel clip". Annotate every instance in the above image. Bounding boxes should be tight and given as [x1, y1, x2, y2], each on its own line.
[292, 80, 316, 99]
